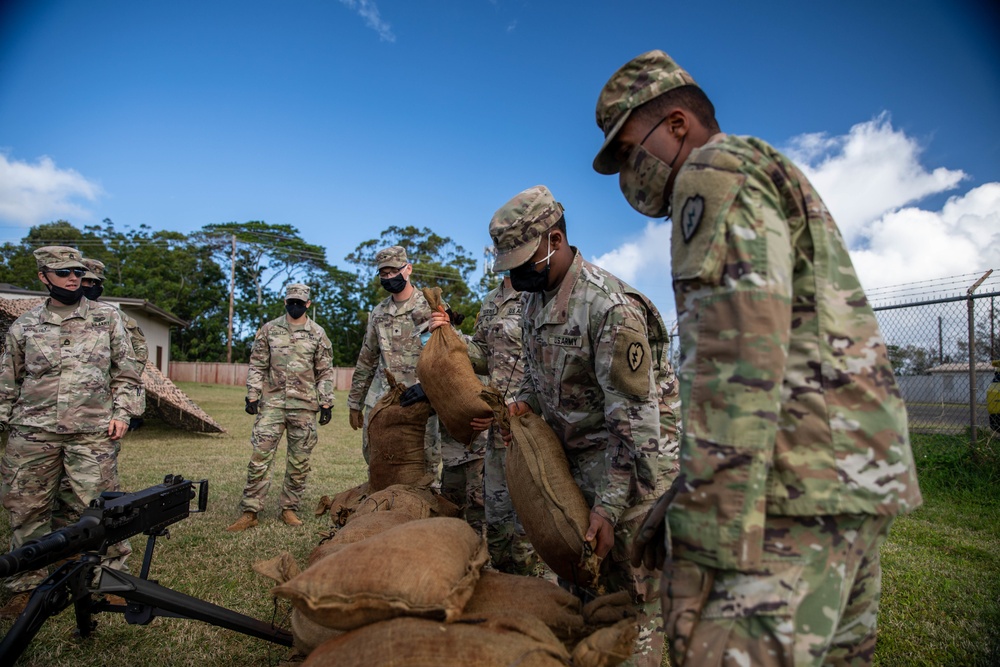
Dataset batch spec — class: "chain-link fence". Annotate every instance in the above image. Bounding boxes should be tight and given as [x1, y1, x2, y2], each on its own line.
[870, 270, 999, 438]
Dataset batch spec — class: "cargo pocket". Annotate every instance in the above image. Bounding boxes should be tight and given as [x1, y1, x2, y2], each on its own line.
[661, 559, 715, 667]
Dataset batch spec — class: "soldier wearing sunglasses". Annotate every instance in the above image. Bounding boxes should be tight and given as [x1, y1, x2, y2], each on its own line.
[0, 246, 143, 617]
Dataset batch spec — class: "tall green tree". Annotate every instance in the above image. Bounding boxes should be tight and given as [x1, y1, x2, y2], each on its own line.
[196, 221, 330, 350]
[0, 221, 106, 289]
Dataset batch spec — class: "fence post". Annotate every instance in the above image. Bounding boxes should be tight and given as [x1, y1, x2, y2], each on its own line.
[968, 270, 993, 449]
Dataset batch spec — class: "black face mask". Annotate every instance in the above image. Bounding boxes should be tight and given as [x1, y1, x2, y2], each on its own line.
[45, 280, 84, 305]
[285, 301, 308, 319]
[380, 274, 407, 294]
[509, 261, 550, 293]
[83, 284, 104, 301]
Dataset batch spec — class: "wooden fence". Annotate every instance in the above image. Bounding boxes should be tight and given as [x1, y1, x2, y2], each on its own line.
[169, 362, 355, 391]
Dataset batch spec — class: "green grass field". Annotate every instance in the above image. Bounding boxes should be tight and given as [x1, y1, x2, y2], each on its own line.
[0, 383, 997, 666]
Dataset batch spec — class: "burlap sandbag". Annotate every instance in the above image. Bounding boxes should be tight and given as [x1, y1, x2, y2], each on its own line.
[314, 481, 368, 526]
[353, 483, 461, 521]
[273, 517, 489, 631]
[308, 511, 414, 566]
[571, 618, 639, 667]
[291, 608, 342, 656]
[367, 370, 431, 491]
[461, 570, 585, 645]
[582, 590, 635, 628]
[484, 393, 602, 590]
[301, 615, 569, 667]
[416, 286, 499, 445]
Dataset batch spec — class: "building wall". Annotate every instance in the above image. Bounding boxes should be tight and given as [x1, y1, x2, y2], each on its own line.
[897, 373, 994, 405]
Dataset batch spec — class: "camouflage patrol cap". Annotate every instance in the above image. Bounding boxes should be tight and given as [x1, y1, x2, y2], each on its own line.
[81, 258, 106, 282]
[33, 245, 86, 271]
[489, 185, 564, 273]
[286, 283, 310, 301]
[375, 246, 408, 271]
[592, 50, 698, 175]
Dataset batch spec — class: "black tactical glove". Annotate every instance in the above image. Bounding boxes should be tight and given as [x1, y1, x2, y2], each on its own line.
[445, 307, 465, 326]
[399, 383, 429, 407]
[319, 405, 332, 426]
[245, 397, 259, 415]
[128, 417, 144, 431]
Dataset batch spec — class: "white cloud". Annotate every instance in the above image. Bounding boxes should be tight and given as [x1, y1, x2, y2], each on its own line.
[852, 183, 1000, 289]
[0, 153, 103, 227]
[590, 115, 997, 320]
[785, 113, 966, 246]
[339, 0, 395, 42]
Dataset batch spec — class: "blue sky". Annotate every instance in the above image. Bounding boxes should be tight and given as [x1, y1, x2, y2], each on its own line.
[1, 0, 998, 321]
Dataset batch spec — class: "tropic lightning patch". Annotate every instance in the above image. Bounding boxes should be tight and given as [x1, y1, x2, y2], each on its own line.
[680, 195, 705, 243]
[610, 326, 651, 398]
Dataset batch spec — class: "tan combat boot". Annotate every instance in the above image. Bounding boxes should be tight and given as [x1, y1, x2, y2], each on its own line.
[0, 591, 32, 619]
[280, 509, 303, 527]
[226, 511, 258, 532]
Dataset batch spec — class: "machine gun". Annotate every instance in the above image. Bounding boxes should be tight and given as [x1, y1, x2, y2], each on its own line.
[0, 474, 292, 663]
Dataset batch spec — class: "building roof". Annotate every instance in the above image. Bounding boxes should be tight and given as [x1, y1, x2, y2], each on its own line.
[0, 284, 187, 327]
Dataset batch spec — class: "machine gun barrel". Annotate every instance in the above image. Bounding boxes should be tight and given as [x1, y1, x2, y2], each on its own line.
[0, 474, 206, 578]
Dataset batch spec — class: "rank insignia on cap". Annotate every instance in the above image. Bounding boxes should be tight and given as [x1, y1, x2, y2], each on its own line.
[627, 341, 644, 372]
[680, 195, 704, 243]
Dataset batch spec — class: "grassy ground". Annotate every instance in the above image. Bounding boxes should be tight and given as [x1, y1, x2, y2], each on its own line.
[0, 383, 998, 666]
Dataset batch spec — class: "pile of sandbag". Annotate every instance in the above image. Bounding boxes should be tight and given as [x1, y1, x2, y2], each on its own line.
[257, 481, 640, 666]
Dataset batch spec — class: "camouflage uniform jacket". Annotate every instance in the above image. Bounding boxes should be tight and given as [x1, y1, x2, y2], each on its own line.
[348, 288, 434, 411]
[0, 299, 144, 431]
[468, 283, 525, 403]
[246, 315, 335, 411]
[515, 249, 672, 525]
[667, 133, 922, 571]
[118, 307, 148, 366]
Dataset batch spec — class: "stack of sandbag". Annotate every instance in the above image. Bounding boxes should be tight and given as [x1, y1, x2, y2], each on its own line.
[366, 370, 432, 491]
[256, 483, 642, 665]
[416, 286, 501, 446]
[484, 393, 603, 591]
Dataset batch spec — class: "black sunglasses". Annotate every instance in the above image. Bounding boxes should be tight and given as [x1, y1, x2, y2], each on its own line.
[48, 268, 86, 278]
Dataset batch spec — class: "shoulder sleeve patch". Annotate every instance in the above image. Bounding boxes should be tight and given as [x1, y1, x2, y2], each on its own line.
[609, 326, 652, 399]
[671, 165, 746, 284]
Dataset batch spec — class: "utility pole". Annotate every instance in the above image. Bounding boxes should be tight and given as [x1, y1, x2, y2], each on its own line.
[227, 234, 236, 363]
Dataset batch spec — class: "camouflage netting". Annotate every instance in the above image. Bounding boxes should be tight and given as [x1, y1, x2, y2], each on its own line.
[0, 297, 224, 434]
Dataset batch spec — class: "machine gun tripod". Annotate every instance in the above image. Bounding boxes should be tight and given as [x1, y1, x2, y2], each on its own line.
[0, 474, 293, 664]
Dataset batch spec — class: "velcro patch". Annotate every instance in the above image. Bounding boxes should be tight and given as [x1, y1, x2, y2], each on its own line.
[610, 326, 652, 398]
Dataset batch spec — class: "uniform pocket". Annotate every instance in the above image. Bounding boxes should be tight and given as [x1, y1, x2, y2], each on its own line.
[661, 559, 715, 667]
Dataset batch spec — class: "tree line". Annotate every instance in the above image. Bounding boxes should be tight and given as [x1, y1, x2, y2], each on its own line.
[0, 219, 495, 366]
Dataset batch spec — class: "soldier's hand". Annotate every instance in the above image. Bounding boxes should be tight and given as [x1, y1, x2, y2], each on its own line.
[245, 397, 259, 415]
[349, 408, 364, 431]
[428, 311, 450, 332]
[445, 308, 465, 326]
[630, 479, 682, 571]
[108, 419, 128, 441]
[501, 401, 533, 445]
[319, 405, 332, 426]
[399, 383, 428, 407]
[470, 416, 493, 432]
[586, 510, 615, 559]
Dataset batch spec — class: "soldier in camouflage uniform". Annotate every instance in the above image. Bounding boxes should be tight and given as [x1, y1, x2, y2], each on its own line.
[81, 258, 148, 430]
[592, 50, 923, 667]
[488, 185, 678, 667]
[227, 283, 335, 531]
[0, 246, 143, 616]
[348, 246, 442, 481]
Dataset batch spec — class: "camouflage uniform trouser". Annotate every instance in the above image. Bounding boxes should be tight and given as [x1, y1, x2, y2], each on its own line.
[483, 427, 544, 576]
[663, 514, 893, 667]
[441, 430, 484, 534]
[1, 426, 132, 593]
[238, 406, 317, 514]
